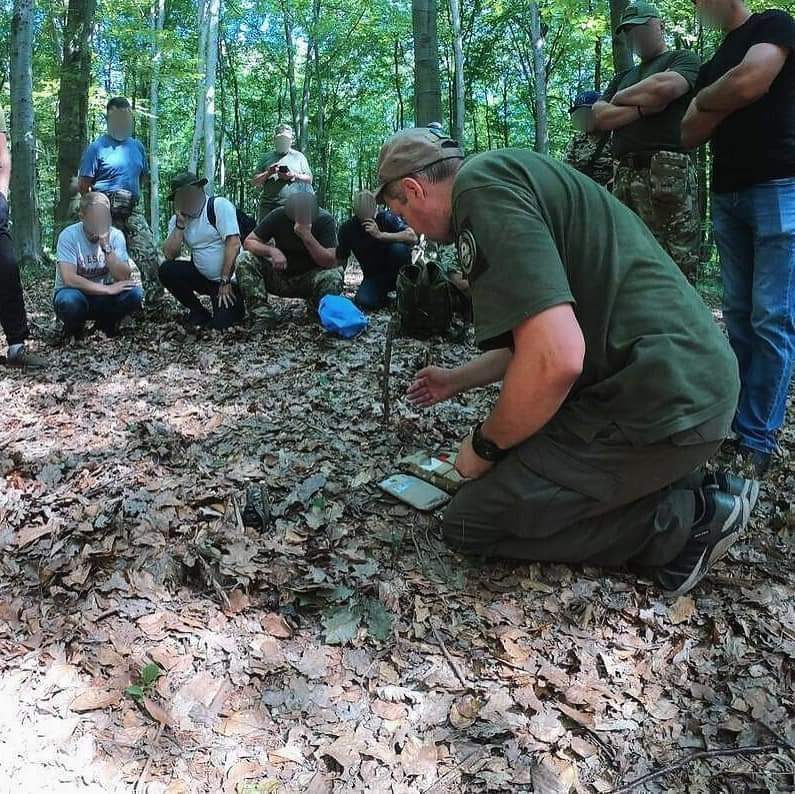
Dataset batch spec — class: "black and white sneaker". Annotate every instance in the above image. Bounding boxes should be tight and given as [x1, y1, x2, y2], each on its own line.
[656, 490, 749, 597]
[703, 470, 760, 513]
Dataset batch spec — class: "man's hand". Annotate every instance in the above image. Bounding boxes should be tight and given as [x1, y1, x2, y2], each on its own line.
[278, 168, 294, 182]
[175, 209, 188, 228]
[218, 283, 236, 308]
[270, 247, 288, 271]
[105, 280, 137, 295]
[362, 218, 382, 240]
[294, 222, 312, 241]
[98, 233, 112, 252]
[454, 434, 494, 480]
[407, 366, 459, 407]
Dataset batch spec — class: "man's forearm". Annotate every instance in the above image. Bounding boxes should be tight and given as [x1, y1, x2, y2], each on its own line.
[61, 271, 113, 295]
[0, 142, 11, 196]
[592, 101, 642, 131]
[222, 238, 241, 277]
[162, 228, 184, 260]
[380, 229, 418, 245]
[293, 173, 313, 184]
[681, 99, 728, 149]
[245, 238, 276, 260]
[452, 349, 513, 394]
[105, 252, 131, 281]
[302, 233, 337, 269]
[481, 356, 577, 450]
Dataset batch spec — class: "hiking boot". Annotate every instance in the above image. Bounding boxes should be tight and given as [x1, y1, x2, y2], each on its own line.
[703, 470, 760, 513]
[3, 343, 46, 369]
[737, 446, 772, 479]
[242, 483, 271, 531]
[655, 490, 748, 597]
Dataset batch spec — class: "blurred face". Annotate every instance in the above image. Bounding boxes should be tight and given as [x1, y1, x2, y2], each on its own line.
[693, 0, 732, 29]
[107, 107, 133, 141]
[570, 107, 595, 133]
[353, 192, 377, 221]
[274, 133, 292, 155]
[384, 178, 453, 243]
[286, 194, 318, 225]
[174, 185, 206, 218]
[81, 203, 112, 241]
[625, 19, 664, 59]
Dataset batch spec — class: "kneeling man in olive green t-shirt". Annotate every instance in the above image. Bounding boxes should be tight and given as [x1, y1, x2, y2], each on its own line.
[375, 128, 753, 597]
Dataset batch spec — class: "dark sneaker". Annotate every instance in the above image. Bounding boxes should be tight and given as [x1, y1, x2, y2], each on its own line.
[656, 490, 748, 597]
[3, 343, 46, 369]
[242, 483, 271, 531]
[703, 470, 760, 512]
[737, 446, 772, 479]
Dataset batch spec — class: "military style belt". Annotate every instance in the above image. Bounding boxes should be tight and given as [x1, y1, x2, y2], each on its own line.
[619, 151, 689, 169]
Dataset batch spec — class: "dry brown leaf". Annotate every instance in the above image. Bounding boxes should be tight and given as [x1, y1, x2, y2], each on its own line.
[319, 734, 363, 770]
[69, 688, 122, 713]
[532, 754, 578, 793]
[268, 744, 305, 765]
[143, 696, 176, 727]
[449, 694, 481, 729]
[668, 595, 697, 625]
[261, 612, 293, 638]
[216, 709, 270, 737]
[399, 736, 438, 778]
[371, 698, 407, 721]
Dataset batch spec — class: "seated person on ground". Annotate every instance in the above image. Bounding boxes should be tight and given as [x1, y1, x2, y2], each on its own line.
[336, 190, 417, 310]
[159, 171, 245, 330]
[54, 192, 143, 338]
[238, 184, 341, 319]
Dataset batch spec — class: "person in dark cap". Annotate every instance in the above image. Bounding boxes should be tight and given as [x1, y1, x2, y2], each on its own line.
[376, 126, 754, 597]
[565, 90, 614, 188]
[159, 171, 245, 329]
[592, 3, 702, 282]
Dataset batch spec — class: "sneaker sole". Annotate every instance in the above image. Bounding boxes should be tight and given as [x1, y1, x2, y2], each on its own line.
[669, 496, 749, 597]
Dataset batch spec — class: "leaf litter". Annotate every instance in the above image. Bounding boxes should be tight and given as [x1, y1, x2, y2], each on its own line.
[0, 273, 793, 792]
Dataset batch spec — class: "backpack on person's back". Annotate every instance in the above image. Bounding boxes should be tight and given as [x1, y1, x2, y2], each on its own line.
[207, 196, 257, 241]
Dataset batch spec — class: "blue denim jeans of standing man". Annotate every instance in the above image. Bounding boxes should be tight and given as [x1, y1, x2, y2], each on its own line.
[54, 285, 144, 335]
[711, 177, 795, 455]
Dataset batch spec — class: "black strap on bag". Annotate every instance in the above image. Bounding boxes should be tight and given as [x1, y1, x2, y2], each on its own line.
[207, 196, 257, 241]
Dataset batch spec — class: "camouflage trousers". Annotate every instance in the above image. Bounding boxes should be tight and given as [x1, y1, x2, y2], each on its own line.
[115, 208, 163, 303]
[236, 251, 343, 318]
[613, 151, 701, 283]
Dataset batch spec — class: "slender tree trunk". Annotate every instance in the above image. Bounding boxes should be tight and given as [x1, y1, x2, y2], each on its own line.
[203, 0, 220, 192]
[9, 0, 41, 266]
[394, 39, 405, 131]
[609, 0, 633, 74]
[529, 1, 548, 154]
[412, 0, 442, 126]
[54, 0, 97, 235]
[149, 0, 165, 234]
[594, 34, 602, 90]
[448, 0, 465, 143]
[190, 0, 208, 173]
[227, 36, 246, 205]
[502, 77, 509, 147]
[281, 0, 298, 133]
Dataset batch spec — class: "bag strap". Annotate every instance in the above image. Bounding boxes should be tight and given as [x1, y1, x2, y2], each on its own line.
[206, 195, 217, 230]
[588, 134, 611, 168]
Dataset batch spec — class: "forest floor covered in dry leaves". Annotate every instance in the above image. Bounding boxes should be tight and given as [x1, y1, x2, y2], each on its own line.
[1, 267, 793, 794]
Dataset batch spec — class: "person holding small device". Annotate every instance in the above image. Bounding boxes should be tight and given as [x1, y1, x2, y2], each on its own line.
[251, 124, 313, 221]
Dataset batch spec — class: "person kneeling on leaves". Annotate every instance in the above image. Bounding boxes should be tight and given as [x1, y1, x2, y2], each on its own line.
[159, 171, 245, 330]
[238, 184, 341, 320]
[54, 192, 143, 339]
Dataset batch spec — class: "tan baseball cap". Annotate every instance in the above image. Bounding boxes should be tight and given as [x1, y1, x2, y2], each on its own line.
[375, 127, 464, 201]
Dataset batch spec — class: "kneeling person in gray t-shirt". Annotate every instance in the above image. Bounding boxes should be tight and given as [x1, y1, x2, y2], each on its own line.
[54, 191, 143, 338]
[159, 171, 245, 330]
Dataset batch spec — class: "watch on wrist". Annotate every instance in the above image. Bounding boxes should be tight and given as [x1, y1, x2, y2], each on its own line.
[471, 422, 509, 463]
[219, 276, 231, 286]
[100, 244, 113, 255]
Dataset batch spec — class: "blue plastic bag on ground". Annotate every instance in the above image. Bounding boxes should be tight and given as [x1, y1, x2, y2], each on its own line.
[318, 295, 368, 339]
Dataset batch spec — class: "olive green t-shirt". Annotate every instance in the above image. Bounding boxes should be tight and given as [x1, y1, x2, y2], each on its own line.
[451, 149, 739, 445]
[602, 49, 700, 157]
[256, 148, 312, 213]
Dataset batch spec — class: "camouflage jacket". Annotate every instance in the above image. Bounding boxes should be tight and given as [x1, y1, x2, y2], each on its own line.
[565, 132, 614, 188]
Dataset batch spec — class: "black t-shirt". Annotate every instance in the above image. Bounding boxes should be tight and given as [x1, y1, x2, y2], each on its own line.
[337, 210, 407, 276]
[252, 207, 338, 277]
[696, 10, 795, 192]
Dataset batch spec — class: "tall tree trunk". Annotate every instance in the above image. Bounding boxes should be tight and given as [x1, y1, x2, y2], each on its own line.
[203, 0, 220, 192]
[594, 33, 602, 90]
[609, 0, 633, 74]
[448, 0, 465, 143]
[281, 0, 298, 133]
[529, 1, 548, 154]
[412, 0, 442, 126]
[54, 0, 97, 235]
[9, 0, 41, 266]
[189, 0, 208, 173]
[149, 0, 165, 234]
[394, 39, 405, 130]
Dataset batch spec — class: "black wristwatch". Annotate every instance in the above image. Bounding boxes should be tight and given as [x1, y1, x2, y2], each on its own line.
[219, 275, 231, 286]
[472, 422, 509, 463]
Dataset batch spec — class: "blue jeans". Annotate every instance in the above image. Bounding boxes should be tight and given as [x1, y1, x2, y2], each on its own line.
[354, 242, 411, 311]
[54, 286, 144, 334]
[712, 177, 795, 454]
